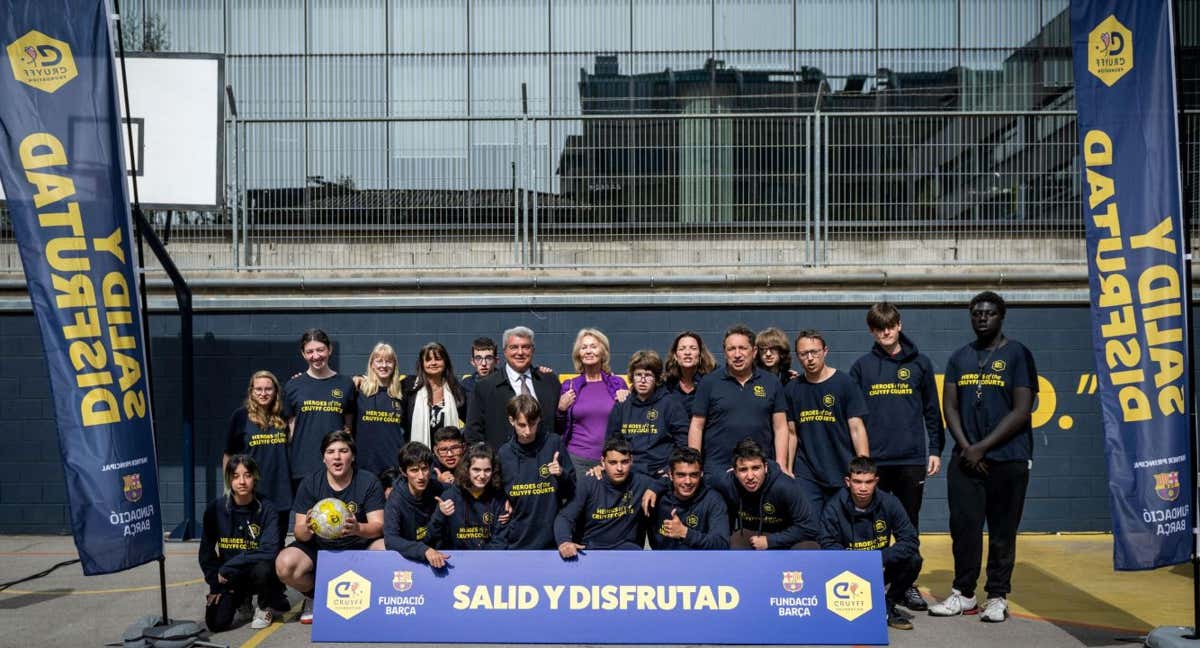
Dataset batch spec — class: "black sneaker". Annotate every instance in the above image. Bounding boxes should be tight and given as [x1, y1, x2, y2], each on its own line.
[887, 605, 914, 630]
[902, 585, 928, 611]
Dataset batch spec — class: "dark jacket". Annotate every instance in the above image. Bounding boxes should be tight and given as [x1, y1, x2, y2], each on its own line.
[465, 365, 562, 449]
[428, 483, 510, 549]
[198, 495, 282, 593]
[554, 472, 651, 550]
[399, 374, 467, 436]
[498, 430, 575, 549]
[383, 478, 446, 562]
[849, 333, 945, 464]
[605, 387, 689, 476]
[648, 482, 730, 550]
[819, 488, 919, 565]
[707, 460, 819, 548]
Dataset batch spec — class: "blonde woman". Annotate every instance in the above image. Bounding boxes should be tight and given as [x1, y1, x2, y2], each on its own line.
[557, 328, 629, 475]
[353, 342, 407, 476]
[224, 371, 291, 519]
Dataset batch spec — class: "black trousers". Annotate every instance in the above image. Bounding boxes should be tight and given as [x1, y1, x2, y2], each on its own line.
[947, 455, 1030, 598]
[876, 464, 926, 534]
[884, 553, 923, 604]
[205, 560, 286, 632]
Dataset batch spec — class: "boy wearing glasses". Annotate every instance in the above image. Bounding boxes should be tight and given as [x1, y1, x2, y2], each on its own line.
[606, 350, 689, 477]
[930, 291, 1036, 623]
[432, 426, 467, 484]
[784, 330, 869, 515]
[461, 337, 498, 413]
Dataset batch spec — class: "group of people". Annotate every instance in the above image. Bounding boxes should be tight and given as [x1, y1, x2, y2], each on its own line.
[199, 291, 1037, 634]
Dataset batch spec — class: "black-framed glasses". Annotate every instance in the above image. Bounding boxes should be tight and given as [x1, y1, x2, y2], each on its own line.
[435, 444, 465, 455]
[472, 355, 496, 364]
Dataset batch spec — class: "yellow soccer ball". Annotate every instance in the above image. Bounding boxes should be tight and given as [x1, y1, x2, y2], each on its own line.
[308, 497, 352, 540]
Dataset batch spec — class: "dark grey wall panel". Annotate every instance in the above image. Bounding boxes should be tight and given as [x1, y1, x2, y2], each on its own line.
[0, 303, 1116, 534]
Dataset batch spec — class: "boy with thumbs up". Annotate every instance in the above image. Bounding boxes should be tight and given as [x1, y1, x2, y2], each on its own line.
[647, 447, 729, 550]
[499, 394, 576, 549]
[554, 435, 652, 558]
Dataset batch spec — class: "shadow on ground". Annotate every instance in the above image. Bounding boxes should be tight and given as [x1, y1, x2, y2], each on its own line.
[0, 590, 72, 609]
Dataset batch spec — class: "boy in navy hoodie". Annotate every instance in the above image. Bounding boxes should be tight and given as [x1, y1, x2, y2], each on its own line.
[849, 303, 943, 611]
[647, 447, 729, 550]
[499, 394, 576, 549]
[383, 442, 450, 567]
[555, 436, 652, 557]
[820, 456, 921, 631]
[606, 350, 689, 477]
[669, 439, 818, 549]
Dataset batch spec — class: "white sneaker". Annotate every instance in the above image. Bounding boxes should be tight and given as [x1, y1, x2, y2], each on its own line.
[251, 607, 274, 629]
[299, 598, 314, 624]
[928, 589, 978, 616]
[980, 596, 1008, 622]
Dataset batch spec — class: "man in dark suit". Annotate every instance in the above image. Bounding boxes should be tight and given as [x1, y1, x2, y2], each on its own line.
[465, 326, 562, 449]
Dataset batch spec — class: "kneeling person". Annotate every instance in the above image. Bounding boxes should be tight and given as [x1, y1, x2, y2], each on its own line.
[648, 447, 729, 549]
[384, 442, 451, 567]
[276, 430, 385, 624]
[555, 436, 652, 557]
[200, 455, 290, 631]
[710, 439, 819, 549]
[820, 456, 922, 631]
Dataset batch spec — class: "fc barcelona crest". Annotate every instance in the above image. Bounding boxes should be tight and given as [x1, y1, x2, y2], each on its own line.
[782, 571, 804, 593]
[1155, 471, 1181, 502]
[393, 570, 413, 592]
[122, 473, 143, 503]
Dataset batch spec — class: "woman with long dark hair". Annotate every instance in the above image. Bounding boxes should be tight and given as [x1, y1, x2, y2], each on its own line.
[429, 443, 510, 549]
[199, 455, 290, 631]
[401, 342, 466, 446]
[663, 330, 717, 415]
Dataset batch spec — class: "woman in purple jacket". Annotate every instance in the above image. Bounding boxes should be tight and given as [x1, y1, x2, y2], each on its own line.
[557, 328, 629, 476]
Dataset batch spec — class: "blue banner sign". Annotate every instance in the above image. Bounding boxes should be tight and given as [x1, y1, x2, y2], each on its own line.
[0, 1, 163, 574]
[313, 550, 887, 645]
[1071, 0, 1191, 570]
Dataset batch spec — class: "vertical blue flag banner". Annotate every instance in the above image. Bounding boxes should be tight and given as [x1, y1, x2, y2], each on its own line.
[312, 550, 888, 645]
[1071, 0, 1191, 570]
[0, 1, 163, 574]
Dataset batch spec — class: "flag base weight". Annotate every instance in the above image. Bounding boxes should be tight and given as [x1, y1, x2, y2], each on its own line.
[1146, 626, 1200, 646]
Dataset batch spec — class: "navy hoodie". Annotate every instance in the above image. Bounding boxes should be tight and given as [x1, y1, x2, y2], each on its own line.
[605, 387, 689, 476]
[849, 333, 945, 465]
[706, 460, 819, 548]
[819, 488, 919, 565]
[499, 431, 576, 549]
[648, 482, 730, 550]
[383, 478, 446, 562]
[199, 496, 282, 593]
[429, 484, 510, 549]
[554, 472, 652, 549]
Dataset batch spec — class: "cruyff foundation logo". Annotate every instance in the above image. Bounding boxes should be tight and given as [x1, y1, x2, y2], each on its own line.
[1088, 15, 1133, 87]
[7, 30, 78, 93]
[825, 570, 872, 621]
[326, 570, 371, 620]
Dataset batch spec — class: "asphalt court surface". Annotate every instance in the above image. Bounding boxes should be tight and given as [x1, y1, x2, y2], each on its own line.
[0, 533, 1188, 647]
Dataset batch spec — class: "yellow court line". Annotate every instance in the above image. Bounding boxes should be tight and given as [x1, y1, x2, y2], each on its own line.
[0, 578, 204, 596]
[240, 598, 304, 648]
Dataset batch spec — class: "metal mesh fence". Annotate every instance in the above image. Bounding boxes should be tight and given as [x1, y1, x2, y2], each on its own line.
[1, 110, 1197, 272]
